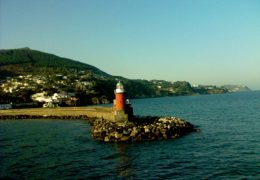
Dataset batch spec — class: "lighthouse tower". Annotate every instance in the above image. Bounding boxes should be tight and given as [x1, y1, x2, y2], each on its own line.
[115, 81, 125, 111]
[113, 81, 133, 122]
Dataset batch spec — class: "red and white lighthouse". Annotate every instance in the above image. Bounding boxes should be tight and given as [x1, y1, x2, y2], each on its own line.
[115, 81, 125, 111]
[113, 81, 133, 122]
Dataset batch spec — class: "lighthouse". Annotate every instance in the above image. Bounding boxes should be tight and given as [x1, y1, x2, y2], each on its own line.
[113, 81, 133, 122]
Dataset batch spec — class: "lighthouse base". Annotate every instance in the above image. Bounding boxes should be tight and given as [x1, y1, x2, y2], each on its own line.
[113, 103, 133, 122]
[114, 110, 129, 122]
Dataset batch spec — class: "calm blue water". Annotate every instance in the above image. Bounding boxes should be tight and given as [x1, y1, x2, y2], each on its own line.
[1, 91, 260, 179]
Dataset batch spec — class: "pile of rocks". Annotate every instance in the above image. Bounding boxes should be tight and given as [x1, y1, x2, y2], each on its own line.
[91, 116, 194, 142]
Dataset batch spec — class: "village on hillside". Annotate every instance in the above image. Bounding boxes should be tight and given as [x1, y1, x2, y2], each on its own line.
[0, 72, 250, 110]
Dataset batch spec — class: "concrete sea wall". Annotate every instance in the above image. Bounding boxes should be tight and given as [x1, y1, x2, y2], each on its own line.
[0, 107, 114, 120]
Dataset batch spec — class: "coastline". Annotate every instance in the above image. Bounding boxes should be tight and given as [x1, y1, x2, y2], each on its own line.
[0, 107, 195, 142]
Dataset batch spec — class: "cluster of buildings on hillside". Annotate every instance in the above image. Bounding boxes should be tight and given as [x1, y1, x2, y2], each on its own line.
[0, 74, 83, 109]
[1, 72, 96, 94]
[0, 91, 78, 109]
[1, 75, 46, 93]
[31, 92, 77, 108]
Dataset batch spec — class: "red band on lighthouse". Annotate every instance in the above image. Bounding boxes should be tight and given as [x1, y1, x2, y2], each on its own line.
[116, 93, 125, 110]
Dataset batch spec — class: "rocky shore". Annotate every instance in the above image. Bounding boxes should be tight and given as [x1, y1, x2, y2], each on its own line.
[92, 116, 194, 142]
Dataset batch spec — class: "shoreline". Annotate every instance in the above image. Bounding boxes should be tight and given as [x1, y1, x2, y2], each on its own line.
[0, 107, 195, 142]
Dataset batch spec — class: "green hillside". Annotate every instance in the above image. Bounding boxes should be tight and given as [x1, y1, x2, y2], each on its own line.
[0, 47, 110, 79]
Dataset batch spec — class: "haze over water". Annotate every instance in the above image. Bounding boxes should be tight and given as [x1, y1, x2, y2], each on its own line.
[1, 91, 260, 179]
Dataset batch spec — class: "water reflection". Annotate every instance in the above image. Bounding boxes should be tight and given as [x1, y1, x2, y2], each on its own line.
[113, 144, 133, 179]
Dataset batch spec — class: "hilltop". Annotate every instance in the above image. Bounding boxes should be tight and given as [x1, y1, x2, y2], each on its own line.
[0, 47, 110, 78]
[0, 48, 250, 105]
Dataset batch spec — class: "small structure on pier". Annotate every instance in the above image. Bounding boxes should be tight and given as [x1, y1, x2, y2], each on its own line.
[113, 81, 133, 122]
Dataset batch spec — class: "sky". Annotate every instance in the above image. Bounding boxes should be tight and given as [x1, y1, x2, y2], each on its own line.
[0, 0, 260, 90]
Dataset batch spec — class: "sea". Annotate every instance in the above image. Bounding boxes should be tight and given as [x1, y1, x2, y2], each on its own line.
[0, 91, 259, 179]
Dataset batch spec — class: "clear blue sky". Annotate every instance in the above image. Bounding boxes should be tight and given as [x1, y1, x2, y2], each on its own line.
[1, 0, 260, 89]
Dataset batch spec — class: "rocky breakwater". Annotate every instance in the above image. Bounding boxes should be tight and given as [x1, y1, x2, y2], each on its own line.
[91, 116, 194, 142]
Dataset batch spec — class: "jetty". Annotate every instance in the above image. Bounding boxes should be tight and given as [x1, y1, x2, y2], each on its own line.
[0, 106, 115, 120]
[0, 82, 195, 142]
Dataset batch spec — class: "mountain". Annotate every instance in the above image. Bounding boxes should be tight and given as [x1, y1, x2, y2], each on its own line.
[0, 47, 110, 79]
[0, 47, 246, 105]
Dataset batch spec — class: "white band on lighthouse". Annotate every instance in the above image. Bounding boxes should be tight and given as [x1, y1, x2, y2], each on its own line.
[116, 88, 124, 93]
